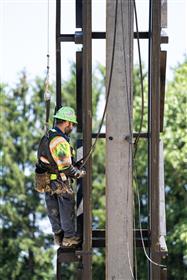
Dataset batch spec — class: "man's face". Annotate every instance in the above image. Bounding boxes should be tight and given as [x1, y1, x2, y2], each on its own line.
[64, 121, 74, 135]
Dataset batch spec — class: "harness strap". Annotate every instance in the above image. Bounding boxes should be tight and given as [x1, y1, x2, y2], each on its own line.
[50, 174, 57, 180]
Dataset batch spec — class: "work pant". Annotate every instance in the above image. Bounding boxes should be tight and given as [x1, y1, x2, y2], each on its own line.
[45, 192, 75, 237]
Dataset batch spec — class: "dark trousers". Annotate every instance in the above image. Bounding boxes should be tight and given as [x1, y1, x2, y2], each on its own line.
[45, 192, 75, 237]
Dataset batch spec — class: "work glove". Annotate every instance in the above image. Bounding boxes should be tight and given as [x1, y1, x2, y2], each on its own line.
[63, 164, 86, 179]
[74, 160, 83, 169]
[74, 168, 86, 179]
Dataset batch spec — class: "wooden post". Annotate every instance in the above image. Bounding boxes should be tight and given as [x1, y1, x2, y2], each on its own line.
[106, 0, 134, 279]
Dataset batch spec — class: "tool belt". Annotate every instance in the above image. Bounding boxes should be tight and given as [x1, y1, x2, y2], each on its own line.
[35, 171, 74, 198]
[35, 171, 51, 193]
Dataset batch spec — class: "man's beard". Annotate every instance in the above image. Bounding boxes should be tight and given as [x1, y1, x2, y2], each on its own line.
[65, 125, 72, 135]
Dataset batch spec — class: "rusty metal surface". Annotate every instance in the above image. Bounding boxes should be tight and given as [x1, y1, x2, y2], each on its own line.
[160, 51, 167, 132]
[76, 0, 83, 28]
[82, 0, 92, 279]
[56, 0, 62, 109]
[148, 0, 162, 278]
[76, 51, 83, 132]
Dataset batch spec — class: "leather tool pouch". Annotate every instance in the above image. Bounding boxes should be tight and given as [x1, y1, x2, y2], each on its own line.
[35, 171, 51, 193]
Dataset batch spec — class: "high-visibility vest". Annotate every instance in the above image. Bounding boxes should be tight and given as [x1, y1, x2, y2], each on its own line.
[37, 128, 74, 174]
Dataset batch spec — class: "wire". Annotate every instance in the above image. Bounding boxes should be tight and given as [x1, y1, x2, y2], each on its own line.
[44, 0, 51, 133]
[133, 168, 166, 268]
[45, 0, 50, 91]
[132, 0, 166, 271]
[47, 0, 50, 56]
[133, 200, 138, 280]
[127, 241, 135, 280]
[80, 0, 119, 169]
[133, 0, 145, 158]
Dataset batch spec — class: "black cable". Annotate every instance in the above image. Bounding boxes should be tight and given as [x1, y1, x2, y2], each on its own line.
[80, 0, 119, 168]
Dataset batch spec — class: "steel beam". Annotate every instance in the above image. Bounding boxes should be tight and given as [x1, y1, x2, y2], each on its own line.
[148, 0, 162, 279]
[76, 0, 83, 28]
[56, 0, 62, 109]
[76, 51, 83, 132]
[160, 51, 167, 132]
[82, 0, 92, 279]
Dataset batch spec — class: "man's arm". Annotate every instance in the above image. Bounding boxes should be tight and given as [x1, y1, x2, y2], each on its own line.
[49, 136, 86, 179]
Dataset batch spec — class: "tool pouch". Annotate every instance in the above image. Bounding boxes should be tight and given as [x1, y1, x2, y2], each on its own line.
[35, 171, 51, 193]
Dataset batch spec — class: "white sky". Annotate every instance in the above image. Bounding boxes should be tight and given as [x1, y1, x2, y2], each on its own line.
[0, 0, 187, 87]
[0, 0, 186, 236]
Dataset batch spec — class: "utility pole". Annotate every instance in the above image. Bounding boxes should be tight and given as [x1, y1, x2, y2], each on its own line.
[106, 0, 134, 279]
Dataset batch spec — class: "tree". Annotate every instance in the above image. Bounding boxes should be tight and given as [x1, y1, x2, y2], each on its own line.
[0, 64, 106, 279]
[163, 58, 187, 279]
[133, 58, 187, 279]
[0, 74, 55, 280]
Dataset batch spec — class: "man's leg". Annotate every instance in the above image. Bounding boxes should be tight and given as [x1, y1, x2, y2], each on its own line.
[45, 192, 62, 233]
[58, 195, 81, 247]
[57, 195, 75, 238]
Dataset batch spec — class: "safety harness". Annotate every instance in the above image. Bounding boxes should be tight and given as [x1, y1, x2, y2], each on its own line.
[35, 128, 74, 196]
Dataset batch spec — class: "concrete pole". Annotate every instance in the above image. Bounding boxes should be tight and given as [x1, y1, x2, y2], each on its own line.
[106, 0, 134, 279]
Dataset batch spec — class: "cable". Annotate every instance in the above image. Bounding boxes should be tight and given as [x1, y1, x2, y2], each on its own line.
[133, 168, 166, 268]
[133, 199, 138, 280]
[79, 0, 119, 169]
[132, 0, 166, 271]
[127, 241, 135, 280]
[133, 0, 145, 158]
[44, 0, 51, 133]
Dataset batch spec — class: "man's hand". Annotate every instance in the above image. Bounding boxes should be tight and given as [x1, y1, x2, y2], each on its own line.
[63, 164, 86, 179]
[74, 168, 86, 179]
[77, 169, 86, 179]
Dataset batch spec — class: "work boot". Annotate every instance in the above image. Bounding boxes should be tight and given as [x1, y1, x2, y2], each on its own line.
[61, 236, 82, 248]
[54, 230, 64, 246]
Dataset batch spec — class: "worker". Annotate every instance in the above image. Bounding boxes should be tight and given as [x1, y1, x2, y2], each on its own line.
[35, 106, 86, 247]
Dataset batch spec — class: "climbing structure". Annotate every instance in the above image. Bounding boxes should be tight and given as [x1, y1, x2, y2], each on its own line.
[55, 0, 168, 279]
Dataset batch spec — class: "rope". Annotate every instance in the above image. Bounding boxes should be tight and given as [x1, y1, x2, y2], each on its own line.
[44, 0, 51, 133]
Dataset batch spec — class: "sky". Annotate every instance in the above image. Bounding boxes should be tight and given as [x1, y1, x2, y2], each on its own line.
[0, 0, 186, 235]
[0, 0, 187, 88]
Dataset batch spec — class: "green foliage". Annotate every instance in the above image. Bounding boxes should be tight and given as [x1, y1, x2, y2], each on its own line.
[133, 58, 187, 279]
[163, 58, 187, 279]
[0, 65, 106, 278]
[0, 73, 55, 279]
